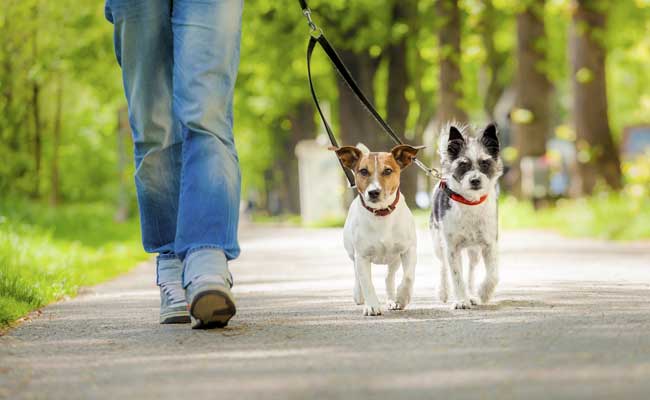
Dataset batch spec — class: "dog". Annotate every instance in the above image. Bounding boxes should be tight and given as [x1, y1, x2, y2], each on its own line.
[331, 144, 424, 316]
[430, 122, 503, 309]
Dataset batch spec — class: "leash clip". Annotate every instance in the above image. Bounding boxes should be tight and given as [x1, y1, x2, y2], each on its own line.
[413, 158, 442, 181]
[302, 8, 318, 32]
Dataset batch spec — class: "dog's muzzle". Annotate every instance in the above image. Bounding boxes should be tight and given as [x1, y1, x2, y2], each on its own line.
[367, 189, 381, 202]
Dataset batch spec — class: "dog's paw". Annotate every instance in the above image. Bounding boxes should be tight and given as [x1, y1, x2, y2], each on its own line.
[469, 297, 479, 306]
[386, 300, 404, 311]
[452, 300, 473, 310]
[396, 289, 412, 308]
[363, 304, 383, 316]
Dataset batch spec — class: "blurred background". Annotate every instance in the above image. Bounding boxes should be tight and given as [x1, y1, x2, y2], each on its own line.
[1, 0, 649, 325]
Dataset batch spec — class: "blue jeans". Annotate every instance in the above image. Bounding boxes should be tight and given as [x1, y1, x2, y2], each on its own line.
[105, 0, 242, 268]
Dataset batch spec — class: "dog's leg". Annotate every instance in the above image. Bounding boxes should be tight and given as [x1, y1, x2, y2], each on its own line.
[385, 258, 400, 310]
[355, 256, 381, 316]
[467, 247, 481, 305]
[445, 243, 472, 309]
[395, 246, 416, 310]
[479, 244, 499, 304]
[434, 232, 449, 303]
[353, 266, 365, 305]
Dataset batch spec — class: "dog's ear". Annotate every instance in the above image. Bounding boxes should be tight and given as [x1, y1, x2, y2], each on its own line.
[447, 126, 465, 160]
[329, 146, 363, 170]
[391, 145, 425, 169]
[480, 122, 500, 159]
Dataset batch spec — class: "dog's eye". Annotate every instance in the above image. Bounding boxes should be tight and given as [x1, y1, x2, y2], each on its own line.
[359, 168, 369, 177]
[382, 168, 392, 176]
[458, 160, 470, 168]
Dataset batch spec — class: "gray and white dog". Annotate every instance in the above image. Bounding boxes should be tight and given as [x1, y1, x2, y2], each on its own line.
[430, 122, 503, 309]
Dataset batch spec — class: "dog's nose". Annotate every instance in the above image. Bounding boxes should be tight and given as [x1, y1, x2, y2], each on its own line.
[368, 189, 381, 200]
[470, 178, 481, 189]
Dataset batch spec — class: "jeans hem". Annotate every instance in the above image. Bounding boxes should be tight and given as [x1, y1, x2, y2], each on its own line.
[157, 253, 178, 261]
[186, 245, 226, 259]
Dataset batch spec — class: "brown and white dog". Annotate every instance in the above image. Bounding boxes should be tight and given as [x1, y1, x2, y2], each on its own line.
[331, 144, 424, 316]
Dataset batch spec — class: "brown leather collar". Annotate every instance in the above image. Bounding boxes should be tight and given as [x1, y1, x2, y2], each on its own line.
[358, 188, 400, 217]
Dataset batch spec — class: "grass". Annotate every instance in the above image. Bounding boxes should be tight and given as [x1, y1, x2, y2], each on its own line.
[0, 200, 147, 327]
[499, 192, 650, 240]
[413, 189, 650, 241]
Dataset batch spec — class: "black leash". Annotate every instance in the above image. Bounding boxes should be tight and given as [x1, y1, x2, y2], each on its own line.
[300, 0, 440, 189]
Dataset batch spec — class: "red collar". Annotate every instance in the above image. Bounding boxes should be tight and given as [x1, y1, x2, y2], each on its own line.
[358, 189, 400, 217]
[440, 181, 488, 206]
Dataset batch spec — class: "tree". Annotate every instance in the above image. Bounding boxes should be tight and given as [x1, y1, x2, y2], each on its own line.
[386, 0, 416, 203]
[513, 0, 551, 162]
[337, 48, 386, 150]
[30, 3, 42, 198]
[435, 0, 467, 124]
[49, 74, 63, 206]
[479, 0, 510, 120]
[570, 0, 622, 193]
[282, 101, 315, 214]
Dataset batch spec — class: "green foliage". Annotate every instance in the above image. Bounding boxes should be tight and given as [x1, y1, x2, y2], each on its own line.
[3, 0, 649, 202]
[0, 201, 146, 326]
[0, 0, 125, 201]
[499, 192, 650, 240]
[0, 0, 649, 227]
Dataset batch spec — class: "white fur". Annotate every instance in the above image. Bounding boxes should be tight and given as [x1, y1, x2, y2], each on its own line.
[431, 123, 502, 309]
[343, 192, 417, 316]
[431, 187, 499, 309]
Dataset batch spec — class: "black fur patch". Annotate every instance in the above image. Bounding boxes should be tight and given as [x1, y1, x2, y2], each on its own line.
[480, 123, 500, 159]
[452, 159, 472, 182]
[447, 126, 465, 160]
[430, 186, 451, 229]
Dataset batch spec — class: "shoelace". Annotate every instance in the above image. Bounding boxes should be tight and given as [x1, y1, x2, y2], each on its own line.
[160, 282, 186, 305]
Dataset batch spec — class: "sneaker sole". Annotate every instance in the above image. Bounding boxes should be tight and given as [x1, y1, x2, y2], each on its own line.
[160, 310, 191, 324]
[189, 288, 236, 329]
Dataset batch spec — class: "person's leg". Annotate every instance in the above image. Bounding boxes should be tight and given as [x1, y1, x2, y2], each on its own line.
[105, 0, 189, 323]
[171, 0, 243, 328]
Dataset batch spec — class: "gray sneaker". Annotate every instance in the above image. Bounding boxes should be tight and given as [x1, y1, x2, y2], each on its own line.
[183, 249, 236, 329]
[157, 258, 190, 324]
[185, 275, 236, 329]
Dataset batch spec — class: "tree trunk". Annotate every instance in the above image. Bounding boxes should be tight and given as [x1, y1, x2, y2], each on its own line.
[435, 0, 467, 124]
[570, 0, 622, 193]
[337, 48, 385, 151]
[513, 0, 550, 160]
[1, 13, 19, 151]
[508, 0, 552, 198]
[410, 7, 436, 202]
[49, 75, 63, 206]
[386, 0, 416, 204]
[31, 6, 41, 199]
[286, 101, 315, 214]
[480, 0, 508, 120]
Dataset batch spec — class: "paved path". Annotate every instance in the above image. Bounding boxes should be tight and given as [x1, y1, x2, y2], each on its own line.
[2, 227, 650, 399]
